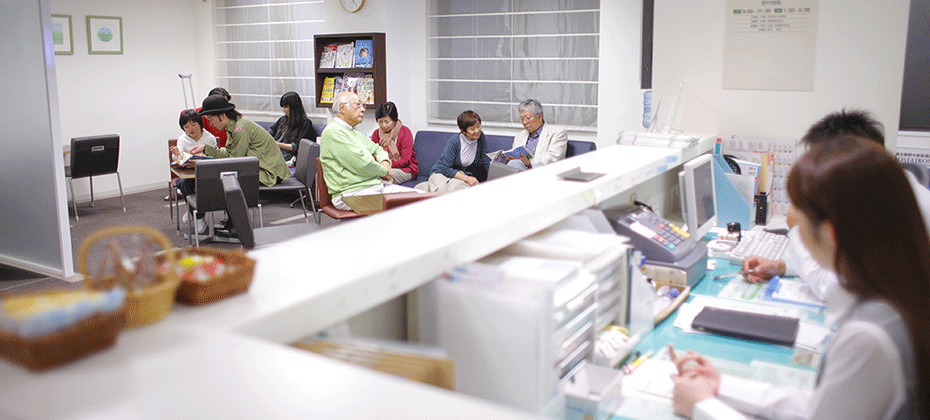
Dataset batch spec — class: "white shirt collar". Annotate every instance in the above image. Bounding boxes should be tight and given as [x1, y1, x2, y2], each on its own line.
[334, 116, 355, 130]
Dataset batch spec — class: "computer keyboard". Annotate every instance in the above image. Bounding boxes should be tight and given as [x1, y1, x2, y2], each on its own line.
[727, 230, 790, 263]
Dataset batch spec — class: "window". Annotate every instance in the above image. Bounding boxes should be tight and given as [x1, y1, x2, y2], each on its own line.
[428, 1, 600, 131]
[213, 0, 324, 116]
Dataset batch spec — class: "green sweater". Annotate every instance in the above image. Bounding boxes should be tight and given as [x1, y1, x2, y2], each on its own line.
[320, 119, 389, 198]
[204, 118, 290, 187]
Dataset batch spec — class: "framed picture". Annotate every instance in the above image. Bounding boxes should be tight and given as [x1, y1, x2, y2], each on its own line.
[86, 15, 123, 55]
[51, 14, 73, 55]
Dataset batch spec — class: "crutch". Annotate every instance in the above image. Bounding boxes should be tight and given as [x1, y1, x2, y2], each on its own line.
[179, 73, 195, 109]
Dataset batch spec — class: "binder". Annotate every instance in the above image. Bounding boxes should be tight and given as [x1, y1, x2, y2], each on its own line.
[712, 154, 755, 227]
[691, 306, 799, 346]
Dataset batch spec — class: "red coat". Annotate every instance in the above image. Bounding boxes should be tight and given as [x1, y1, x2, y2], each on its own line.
[371, 125, 418, 178]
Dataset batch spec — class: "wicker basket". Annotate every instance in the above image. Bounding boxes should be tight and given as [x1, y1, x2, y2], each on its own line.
[80, 226, 180, 328]
[170, 247, 256, 305]
[0, 296, 126, 372]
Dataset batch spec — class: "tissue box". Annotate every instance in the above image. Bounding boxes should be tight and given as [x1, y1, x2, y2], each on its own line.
[564, 363, 623, 420]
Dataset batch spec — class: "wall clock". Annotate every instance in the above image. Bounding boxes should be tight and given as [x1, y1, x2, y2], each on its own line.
[340, 0, 365, 13]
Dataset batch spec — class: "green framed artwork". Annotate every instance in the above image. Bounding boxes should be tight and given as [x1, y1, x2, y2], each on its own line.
[51, 14, 73, 55]
[86, 15, 122, 55]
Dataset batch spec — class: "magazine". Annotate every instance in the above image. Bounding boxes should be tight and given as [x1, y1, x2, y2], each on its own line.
[354, 39, 373, 68]
[172, 151, 214, 167]
[319, 44, 338, 68]
[487, 146, 533, 164]
[335, 42, 354, 68]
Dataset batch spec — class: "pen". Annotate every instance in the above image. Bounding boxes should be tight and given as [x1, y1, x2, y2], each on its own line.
[622, 350, 654, 374]
[713, 272, 741, 281]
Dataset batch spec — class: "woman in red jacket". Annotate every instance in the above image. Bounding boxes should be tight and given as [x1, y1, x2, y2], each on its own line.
[371, 101, 417, 184]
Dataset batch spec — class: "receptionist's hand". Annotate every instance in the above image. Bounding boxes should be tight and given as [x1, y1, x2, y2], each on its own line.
[741, 257, 786, 283]
[189, 144, 206, 155]
[668, 344, 719, 418]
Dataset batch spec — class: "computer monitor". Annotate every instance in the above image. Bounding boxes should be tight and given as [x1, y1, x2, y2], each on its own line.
[679, 154, 717, 240]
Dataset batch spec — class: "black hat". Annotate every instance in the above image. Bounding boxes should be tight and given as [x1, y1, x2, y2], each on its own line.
[199, 95, 236, 115]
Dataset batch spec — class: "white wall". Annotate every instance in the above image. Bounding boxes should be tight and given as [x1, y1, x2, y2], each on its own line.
[52, 0, 913, 197]
[651, 0, 911, 151]
[52, 0, 202, 200]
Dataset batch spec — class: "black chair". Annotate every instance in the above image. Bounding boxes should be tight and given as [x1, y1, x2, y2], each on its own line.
[66, 134, 126, 221]
[187, 156, 261, 247]
[259, 139, 320, 224]
[223, 175, 319, 249]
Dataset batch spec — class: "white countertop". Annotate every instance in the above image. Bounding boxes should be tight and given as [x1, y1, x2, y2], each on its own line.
[0, 141, 713, 419]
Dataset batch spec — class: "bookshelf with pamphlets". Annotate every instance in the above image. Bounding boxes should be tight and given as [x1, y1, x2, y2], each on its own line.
[314, 32, 385, 108]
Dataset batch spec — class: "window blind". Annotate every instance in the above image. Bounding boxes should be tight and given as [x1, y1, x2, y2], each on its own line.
[428, 0, 600, 131]
[213, 0, 324, 116]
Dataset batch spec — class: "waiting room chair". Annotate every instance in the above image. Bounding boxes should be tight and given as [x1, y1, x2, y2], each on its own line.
[223, 175, 320, 249]
[315, 157, 364, 221]
[259, 139, 320, 224]
[187, 156, 262, 247]
[66, 134, 126, 221]
[565, 140, 597, 158]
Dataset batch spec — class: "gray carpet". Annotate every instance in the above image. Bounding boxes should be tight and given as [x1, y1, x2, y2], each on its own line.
[1, 185, 337, 293]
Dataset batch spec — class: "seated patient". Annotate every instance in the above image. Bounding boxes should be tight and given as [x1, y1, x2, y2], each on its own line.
[189, 95, 291, 188]
[371, 101, 418, 184]
[169, 109, 219, 234]
[420, 110, 490, 192]
[270, 91, 317, 167]
[175, 109, 217, 153]
[508, 99, 568, 170]
[741, 109, 930, 300]
[669, 137, 929, 420]
[320, 92, 418, 212]
[203, 87, 231, 147]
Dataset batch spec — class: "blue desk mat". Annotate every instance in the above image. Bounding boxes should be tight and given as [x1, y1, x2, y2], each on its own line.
[611, 258, 824, 420]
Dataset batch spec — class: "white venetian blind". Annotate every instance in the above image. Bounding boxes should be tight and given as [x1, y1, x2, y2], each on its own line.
[213, 0, 325, 116]
[428, 0, 600, 131]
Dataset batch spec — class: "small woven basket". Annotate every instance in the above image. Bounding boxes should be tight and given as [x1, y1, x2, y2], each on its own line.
[0, 292, 126, 372]
[80, 226, 180, 328]
[168, 247, 256, 305]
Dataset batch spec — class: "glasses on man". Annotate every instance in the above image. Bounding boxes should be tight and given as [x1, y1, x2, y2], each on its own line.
[520, 114, 537, 122]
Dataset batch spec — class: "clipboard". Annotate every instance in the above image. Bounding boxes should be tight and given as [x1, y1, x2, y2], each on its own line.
[340, 194, 385, 215]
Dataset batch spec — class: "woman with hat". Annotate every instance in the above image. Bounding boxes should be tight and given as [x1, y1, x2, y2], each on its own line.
[188, 95, 291, 188]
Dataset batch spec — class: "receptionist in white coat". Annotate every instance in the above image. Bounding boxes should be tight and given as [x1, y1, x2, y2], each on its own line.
[507, 99, 568, 170]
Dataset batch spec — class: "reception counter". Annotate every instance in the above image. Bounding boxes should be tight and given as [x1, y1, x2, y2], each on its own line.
[0, 140, 712, 419]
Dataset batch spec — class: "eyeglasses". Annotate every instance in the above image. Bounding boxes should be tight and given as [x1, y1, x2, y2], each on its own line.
[520, 114, 537, 122]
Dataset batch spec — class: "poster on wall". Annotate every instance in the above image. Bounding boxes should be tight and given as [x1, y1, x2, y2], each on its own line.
[86, 15, 123, 55]
[51, 14, 73, 55]
[722, 0, 819, 91]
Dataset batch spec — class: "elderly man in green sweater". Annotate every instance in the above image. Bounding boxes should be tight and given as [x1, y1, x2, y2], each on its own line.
[190, 95, 291, 187]
[320, 92, 418, 211]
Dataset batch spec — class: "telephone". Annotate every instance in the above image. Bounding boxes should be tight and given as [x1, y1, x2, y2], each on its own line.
[603, 206, 708, 286]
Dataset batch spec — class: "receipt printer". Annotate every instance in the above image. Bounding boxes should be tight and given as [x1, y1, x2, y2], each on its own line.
[604, 207, 708, 287]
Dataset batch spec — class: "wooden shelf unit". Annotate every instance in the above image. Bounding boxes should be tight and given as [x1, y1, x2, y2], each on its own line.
[314, 32, 386, 109]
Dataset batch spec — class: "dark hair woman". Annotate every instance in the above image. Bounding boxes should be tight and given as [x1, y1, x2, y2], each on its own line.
[271, 91, 318, 166]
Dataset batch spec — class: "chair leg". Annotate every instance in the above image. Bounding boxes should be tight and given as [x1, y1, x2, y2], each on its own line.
[168, 181, 174, 220]
[116, 172, 126, 212]
[68, 177, 79, 221]
[308, 188, 320, 225]
[297, 191, 309, 223]
[89, 176, 94, 208]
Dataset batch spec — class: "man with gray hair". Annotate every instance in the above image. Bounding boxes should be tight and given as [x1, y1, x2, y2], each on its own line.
[320, 91, 417, 211]
[508, 99, 568, 170]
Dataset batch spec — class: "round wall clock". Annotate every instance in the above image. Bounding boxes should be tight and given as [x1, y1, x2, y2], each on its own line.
[340, 0, 365, 13]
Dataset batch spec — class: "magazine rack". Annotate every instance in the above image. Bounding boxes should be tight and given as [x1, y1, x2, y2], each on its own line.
[314, 32, 385, 109]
